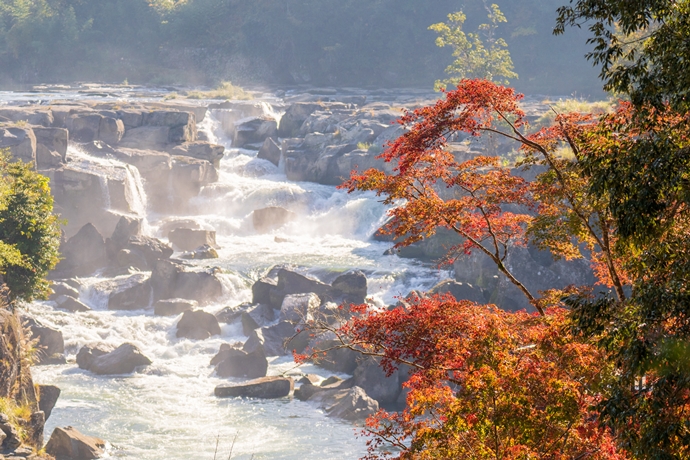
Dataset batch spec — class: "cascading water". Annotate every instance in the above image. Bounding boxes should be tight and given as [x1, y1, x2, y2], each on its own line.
[28, 99, 450, 459]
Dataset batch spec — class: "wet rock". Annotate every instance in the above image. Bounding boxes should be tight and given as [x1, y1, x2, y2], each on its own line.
[179, 244, 218, 260]
[248, 321, 301, 356]
[49, 281, 79, 301]
[119, 125, 169, 149]
[170, 156, 218, 206]
[68, 113, 103, 143]
[294, 377, 354, 401]
[280, 293, 319, 324]
[427, 279, 486, 304]
[215, 376, 293, 399]
[33, 126, 68, 167]
[252, 207, 297, 233]
[332, 270, 367, 304]
[257, 137, 281, 166]
[213, 344, 268, 379]
[144, 110, 196, 143]
[106, 272, 152, 310]
[38, 385, 61, 421]
[251, 277, 277, 305]
[122, 236, 173, 268]
[321, 376, 344, 387]
[76, 345, 113, 371]
[168, 228, 217, 252]
[115, 249, 148, 271]
[152, 298, 195, 316]
[24, 317, 65, 364]
[54, 223, 106, 277]
[86, 343, 152, 375]
[307, 386, 379, 422]
[354, 357, 401, 405]
[151, 259, 224, 306]
[109, 215, 142, 249]
[278, 103, 322, 138]
[233, 117, 278, 148]
[0, 126, 36, 166]
[54, 295, 91, 313]
[176, 309, 221, 340]
[241, 304, 274, 335]
[98, 116, 125, 145]
[297, 374, 322, 386]
[215, 303, 245, 324]
[309, 337, 358, 374]
[45, 426, 106, 460]
[170, 141, 224, 168]
[268, 268, 332, 308]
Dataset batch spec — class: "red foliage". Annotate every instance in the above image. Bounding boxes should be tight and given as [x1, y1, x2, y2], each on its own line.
[341, 296, 625, 459]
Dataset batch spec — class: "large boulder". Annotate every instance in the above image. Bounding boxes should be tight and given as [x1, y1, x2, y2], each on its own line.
[105, 272, 152, 310]
[0, 126, 36, 165]
[54, 295, 91, 313]
[428, 279, 486, 304]
[280, 293, 320, 324]
[108, 215, 142, 249]
[38, 384, 61, 421]
[294, 377, 354, 401]
[151, 259, 223, 305]
[119, 126, 170, 149]
[176, 309, 221, 340]
[68, 113, 103, 143]
[309, 337, 359, 374]
[88, 343, 151, 375]
[269, 268, 332, 308]
[332, 270, 368, 305]
[215, 376, 294, 399]
[307, 386, 379, 422]
[49, 281, 80, 301]
[144, 110, 196, 143]
[241, 304, 275, 335]
[170, 142, 224, 167]
[257, 137, 281, 166]
[45, 426, 106, 460]
[278, 103, 322, 137]
[0, 414, 22, 451]
[121, 235, 174, 268]
[353, 357, 402, 405]
[24, 317, 65, 365]
[252, 207, 297, 233]
[168, 228, 217, 252]
[33, 126, 68, 170]
[153, 298, 197, 316]
[233, 117, 278, 148]
[76, 345, 112, 371]
[54, 223, 107, 277]
[98, 117, 125, 145]
[246, 321, 305, 356]
[212, 344, 268, 379]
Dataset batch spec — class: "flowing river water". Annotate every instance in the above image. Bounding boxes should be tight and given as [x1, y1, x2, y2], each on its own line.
[0, 87, 451, 459]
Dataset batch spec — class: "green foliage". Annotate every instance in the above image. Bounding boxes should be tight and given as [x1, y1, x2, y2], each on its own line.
[0, 150, 61, 302]
[555, 0, 690, 110]
[430, 3, 518, 90]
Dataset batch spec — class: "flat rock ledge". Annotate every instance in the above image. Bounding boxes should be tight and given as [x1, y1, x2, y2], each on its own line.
[214, 376, 294, 399]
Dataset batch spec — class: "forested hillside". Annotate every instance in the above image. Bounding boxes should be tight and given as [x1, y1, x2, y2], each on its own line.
[0, 0, 601, 94]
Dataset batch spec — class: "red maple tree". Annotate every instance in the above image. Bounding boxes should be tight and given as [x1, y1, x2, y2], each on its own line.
[297, 80, 634, 458]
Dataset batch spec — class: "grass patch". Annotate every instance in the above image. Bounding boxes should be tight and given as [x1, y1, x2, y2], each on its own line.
[184, 81, 252, 100]
[535, 97, 615, 127]
[0, 397, 31, 441]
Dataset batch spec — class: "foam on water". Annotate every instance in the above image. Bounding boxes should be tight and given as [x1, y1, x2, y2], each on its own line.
[30, 102, 449, 459]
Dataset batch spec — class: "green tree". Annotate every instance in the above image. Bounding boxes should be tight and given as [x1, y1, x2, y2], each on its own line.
[430, 2, 518, 90]
[556, 1, 690, 457]
[0, 151, 61, 302]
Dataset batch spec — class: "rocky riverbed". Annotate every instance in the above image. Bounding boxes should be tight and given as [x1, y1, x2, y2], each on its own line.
[0, 84, 594, 459]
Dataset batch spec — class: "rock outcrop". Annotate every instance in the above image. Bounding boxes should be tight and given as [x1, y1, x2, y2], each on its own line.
[215, 376, 294, 399]
[45, 426, 106, 460]
[77, 343, 151, 375]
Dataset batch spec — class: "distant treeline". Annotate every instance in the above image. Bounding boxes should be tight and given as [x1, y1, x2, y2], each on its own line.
[0, 0, 603, 95]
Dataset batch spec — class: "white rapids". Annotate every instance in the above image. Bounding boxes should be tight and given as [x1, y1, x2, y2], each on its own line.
[24, 96, 450, 459]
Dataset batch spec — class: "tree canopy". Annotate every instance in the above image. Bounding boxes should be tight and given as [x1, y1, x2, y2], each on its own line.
[0, 151, 61, 302]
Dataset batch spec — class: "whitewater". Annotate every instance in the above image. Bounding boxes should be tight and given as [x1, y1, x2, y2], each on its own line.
[5, 89, 450, 459]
